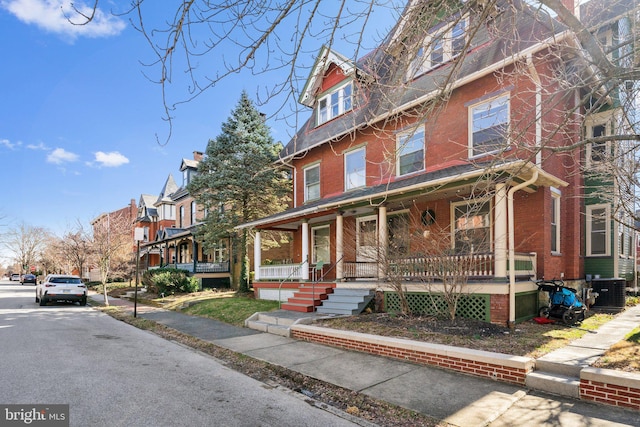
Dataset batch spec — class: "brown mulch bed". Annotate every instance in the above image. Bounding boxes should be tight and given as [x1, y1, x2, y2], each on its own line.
[313, 312, 586, 359]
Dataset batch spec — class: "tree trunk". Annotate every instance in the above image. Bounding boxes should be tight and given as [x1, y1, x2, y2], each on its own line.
[238, 229, 249, 293]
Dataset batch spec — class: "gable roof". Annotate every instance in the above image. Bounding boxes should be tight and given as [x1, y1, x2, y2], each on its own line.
[299, 45, 360, 107]
[280, 0, 569, 161]
[155, 174, 179, 206]
[180, 158, 199, 171]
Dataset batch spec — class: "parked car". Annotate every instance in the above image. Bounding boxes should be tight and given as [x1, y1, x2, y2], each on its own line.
[10, 273, 20, 281]
[36, 274, 87, 306]
[20, 274, 37, 285]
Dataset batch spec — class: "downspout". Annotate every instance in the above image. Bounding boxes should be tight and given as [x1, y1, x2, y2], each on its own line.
[508, 170, 538, 328]
[527, 54, 542, 166]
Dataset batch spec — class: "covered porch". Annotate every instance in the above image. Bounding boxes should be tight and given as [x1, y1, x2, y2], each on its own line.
[241, 161, 567, 324]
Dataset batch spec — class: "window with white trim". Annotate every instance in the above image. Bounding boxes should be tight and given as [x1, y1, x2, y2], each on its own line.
[409, 17, 467, 78]
[345, 147, 366, 190]
[397, 126, 425, 176]
[212, 239, 228, 262]
[191, 201, 197, 225]
[551, 189, 561, 254]
[586, 204, 610, 256]
[451, 200, 492, 253]
[312, 225, 330, 264]
[585, 116, 612, 167]
[469, 94, 509, 158]
[304, 164, 320, 202]
[179, 205, 185, 228]
[317, 82, 353, 126]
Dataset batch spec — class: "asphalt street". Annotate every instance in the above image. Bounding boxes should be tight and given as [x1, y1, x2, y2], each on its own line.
[0, 281, 360, 427]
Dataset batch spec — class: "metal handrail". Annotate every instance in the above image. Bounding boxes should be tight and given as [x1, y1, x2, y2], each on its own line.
[278, 257, 308, 309]
[311, 255, 343, 312]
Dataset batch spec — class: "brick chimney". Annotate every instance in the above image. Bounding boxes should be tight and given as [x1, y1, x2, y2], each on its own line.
[561, 0, 579, 19]
[193, 151, 203, 161]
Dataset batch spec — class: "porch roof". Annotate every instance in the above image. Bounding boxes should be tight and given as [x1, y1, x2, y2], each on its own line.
[237, 160, 566, 231]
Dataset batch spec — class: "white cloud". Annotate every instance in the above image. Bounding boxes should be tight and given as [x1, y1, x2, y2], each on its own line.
[94, 151, 129, 167]
[27, 142, 48, 150]
[47, 147, 79, 164]
[0, 138, 21, 149]
[1, 0, 127, 39]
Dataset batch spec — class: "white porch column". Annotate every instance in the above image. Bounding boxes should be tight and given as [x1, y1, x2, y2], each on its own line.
[253, 231, 261, 281]
[336, 213, 344, 280]
[494, 183, 508, 279]
[378, 205, 388, 279]
[301, 220, 310, 281]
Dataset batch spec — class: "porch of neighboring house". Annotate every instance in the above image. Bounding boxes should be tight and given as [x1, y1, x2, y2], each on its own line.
[142, 233, 232, 288]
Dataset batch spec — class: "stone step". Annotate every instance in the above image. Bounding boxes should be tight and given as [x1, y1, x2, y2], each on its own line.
[316, 305, 361, 315]
[535, 359, 583, 378]
[287, 297, 322, 306]
[281, 302, 315, 312]
[316, 289, 374, 315]
[525, 371, 580, 399]
[245, 320, 290, 337]
[256, 313, 297, 327]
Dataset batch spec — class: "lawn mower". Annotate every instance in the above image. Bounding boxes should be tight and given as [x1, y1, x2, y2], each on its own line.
[536, 279, 587, 325]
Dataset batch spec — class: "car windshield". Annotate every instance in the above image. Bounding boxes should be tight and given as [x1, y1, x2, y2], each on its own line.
[51, 277, 82, 284]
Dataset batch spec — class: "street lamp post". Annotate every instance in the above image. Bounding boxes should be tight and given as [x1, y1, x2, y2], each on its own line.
[134, 227, 145, 318]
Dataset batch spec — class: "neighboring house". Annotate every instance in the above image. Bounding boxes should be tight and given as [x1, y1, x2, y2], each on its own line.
[140, 151, 233, 288]
[239, 0, 636, 324]
[87, 199, 138, 282]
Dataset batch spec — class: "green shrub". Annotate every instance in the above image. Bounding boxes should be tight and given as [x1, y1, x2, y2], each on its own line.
[142, 268, 197, 295]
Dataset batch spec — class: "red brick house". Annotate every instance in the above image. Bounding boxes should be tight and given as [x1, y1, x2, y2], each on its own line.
[240, 0, 634, 325]
[138, 151, 234, 288]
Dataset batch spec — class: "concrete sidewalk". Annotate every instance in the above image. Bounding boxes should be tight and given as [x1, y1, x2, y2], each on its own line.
[88, 293, 639, 426]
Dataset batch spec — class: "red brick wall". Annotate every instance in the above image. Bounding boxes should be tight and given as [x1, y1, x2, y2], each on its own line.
[581, 378, 640, 411]
[490, 294, 509, 325]
[291, 327, 530, 385]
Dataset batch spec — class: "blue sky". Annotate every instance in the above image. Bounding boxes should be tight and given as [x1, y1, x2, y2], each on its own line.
[0, 0, 397, 264]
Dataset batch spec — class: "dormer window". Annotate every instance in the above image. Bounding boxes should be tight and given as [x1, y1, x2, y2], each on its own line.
[317, 82, 353, 126]
[409, 17, 468, 79]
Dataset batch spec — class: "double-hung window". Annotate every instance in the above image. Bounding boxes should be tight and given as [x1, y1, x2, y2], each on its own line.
[469, 94, 509, 158]
[586, 115, 612, 167]
[586, 204, 610, 256]
[191, 201, 197, 225]
[451, 200, 491, 253]
[551, 188, 561, 254]
[345, 147, 366, 190]
[304, 164, 320, 202]
[397, 126, 425, 176]
[409, 16, 468, 78]
[317, 82, 353, 126]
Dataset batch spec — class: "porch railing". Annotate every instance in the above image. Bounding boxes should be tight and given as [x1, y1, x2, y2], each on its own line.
[343, 262, 378, 279]
[259, 263, 304, 280]
[255, 252, 536, 281]
[341, 252, 537, 281]
[147, 261, 230, 274]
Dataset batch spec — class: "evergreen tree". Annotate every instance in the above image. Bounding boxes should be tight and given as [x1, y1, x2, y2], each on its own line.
[189, 91, 290, 292]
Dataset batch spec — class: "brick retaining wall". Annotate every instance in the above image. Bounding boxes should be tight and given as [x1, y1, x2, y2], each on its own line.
[581, 368, 640, 411]
[291, 324, 534, 385]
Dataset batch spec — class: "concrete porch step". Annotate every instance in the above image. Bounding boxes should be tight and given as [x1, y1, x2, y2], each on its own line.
[316, 288, 374, 315]
[281, 302, 315, 312]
